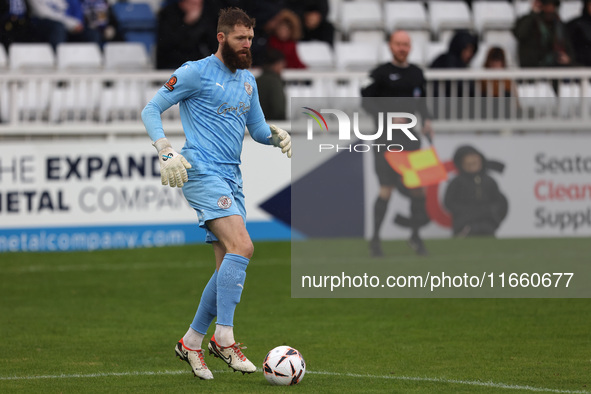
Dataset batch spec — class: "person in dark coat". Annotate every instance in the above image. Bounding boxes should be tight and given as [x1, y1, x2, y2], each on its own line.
[568, 0, 591, 66]
[156, 0, 218, 69]
[430, 29, 478, 69]
[444, 145, 508, 237]
[256, 49, 286, 120]
[286, 0, 334, 46]
[430, 30, 478, 99]
[513, 0, 575, 67]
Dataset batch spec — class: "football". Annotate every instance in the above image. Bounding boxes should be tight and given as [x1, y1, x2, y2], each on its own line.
[262, 346, 306, 386]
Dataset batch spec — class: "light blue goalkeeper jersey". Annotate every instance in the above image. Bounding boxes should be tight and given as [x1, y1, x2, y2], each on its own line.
[142, 54, 272, 181]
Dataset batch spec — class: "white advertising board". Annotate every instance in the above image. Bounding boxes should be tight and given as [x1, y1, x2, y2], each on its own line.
[0, 137, 291, 252]
[364, 134, 591, 239]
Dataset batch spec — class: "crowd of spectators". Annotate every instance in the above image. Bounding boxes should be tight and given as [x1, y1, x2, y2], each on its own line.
[1, 0, 120, 50]
[2, 0, 591, 71]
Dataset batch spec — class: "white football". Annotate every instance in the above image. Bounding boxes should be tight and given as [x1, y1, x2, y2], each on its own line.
[262, 345, 306, 386]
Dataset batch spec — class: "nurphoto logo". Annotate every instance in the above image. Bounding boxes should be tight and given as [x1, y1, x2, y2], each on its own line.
[302, 107, 418, 153]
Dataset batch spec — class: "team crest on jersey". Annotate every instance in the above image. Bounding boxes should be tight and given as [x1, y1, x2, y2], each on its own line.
[217, 196, 232, 209]
[244, 82, 253, 95]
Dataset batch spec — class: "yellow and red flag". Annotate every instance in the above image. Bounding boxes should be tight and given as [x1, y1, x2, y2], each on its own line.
[384, 147, 447, 189]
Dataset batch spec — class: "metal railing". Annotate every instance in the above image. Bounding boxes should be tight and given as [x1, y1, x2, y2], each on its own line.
[0, 68, 589, 138]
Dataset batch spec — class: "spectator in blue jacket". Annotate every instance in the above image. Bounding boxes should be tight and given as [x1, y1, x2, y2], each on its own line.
[28, 0, 101, 50]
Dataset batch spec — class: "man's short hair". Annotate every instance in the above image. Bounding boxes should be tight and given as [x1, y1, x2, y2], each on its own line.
[217, 7, 256, 35]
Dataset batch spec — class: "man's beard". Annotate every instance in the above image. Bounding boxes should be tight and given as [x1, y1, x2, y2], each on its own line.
[221, 42, 252, 72]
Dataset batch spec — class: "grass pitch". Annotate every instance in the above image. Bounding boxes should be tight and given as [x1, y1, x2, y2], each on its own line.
[0, 238, 589, 393]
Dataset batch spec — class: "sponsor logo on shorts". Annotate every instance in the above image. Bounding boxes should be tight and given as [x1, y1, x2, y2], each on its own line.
[217, 196, 232, 209]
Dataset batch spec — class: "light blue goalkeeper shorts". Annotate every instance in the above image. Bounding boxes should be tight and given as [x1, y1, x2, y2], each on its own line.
[182, 174, 246, 243]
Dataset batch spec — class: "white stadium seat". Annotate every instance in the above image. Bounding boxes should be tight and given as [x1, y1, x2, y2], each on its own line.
[104, 42, 150, 70]
[425, 41, 448, 66]
[6, 43, 55, 122]
[514, 0, 531, 17]
[9, 43, 55, 71]
[559, 0, 583, 23]
[339, 1, 383, 35]
[517, 82, 558, 115]
[384, 1, 429, 33]
[0, 45, 7, 69]
[296, 41, 335, 70]
[51, 43, 103, 122]
[0, 45, 7, 122]
[334, 41, 380, 71]
[100, 42, 150, 122]
[56, 42, 102, 71]
[407, 30, 431, 66]
[327, 0, 341, 26]
[428, 1, 473, 37]
[472, 1, 516, 34]
[350, 30, 386, 43]
[482, 30, 518, 67]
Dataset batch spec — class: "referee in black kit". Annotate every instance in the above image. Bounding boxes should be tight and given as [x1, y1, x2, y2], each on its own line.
[361, 30, 434, 257]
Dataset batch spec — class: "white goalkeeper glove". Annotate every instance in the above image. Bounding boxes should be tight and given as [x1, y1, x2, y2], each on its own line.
[153, 138, 192, 188]
[269, 124, 292, 158]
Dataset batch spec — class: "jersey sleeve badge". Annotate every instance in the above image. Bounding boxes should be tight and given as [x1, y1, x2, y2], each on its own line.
[244, 82, 253, 95]
[164, 76, 177, 91]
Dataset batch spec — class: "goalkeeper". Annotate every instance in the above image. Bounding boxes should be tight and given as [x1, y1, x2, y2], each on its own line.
[141, 7, 291, 381]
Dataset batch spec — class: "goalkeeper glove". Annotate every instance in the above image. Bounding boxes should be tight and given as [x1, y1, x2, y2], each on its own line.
[269, 124, 292, 158]
[153, 138, 192, 188]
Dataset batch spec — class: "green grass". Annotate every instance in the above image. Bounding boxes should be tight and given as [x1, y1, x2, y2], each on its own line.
[0, 239, 590, 393]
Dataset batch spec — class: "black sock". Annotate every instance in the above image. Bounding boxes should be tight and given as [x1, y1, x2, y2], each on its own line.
[410, 196, 429, 236]
[373, 196, 389, 240]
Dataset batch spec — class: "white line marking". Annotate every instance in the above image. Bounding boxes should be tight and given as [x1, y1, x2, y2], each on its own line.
[0, 369, 587, 393]
[306, 371, 590, 394]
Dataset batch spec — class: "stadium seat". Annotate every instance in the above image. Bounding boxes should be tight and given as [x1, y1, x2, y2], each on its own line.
[470, 41, 490, 68]
[51, 43, 103, 122]
[100, 82, 146, 122]
[559, 0, 582, 23]
[104, 42, 150, 70]
[425, 41, 448, 66]
[0, 46, 7, 122]
[0, 45, 7, 69]
[557, 80, 591, 117]
[482, 30, 518, 67]
[112, 2, 156, 30]
[8, 43, 55, 70]
[514, 0, 531, 17]
[472, 1, 515, 35]
[339, 1, 383, 36]
[100, 42, 151, 122]
[350, 30, 386, 43]
[7, 43, 55, 122]
[56, 42, 102, 70]
[428, 1, 473, 38]
[296, 41, 335, 70]
[112, 2, 156, 51]
[334, 41, 380, 71]
[384, 1, 429, 33]
[517, 82, 558, 115]
[128, 0, 161, 14]
[407, 30, 431, 64]
[327, 0, 341, 27]
[124, 31, 156, 53]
